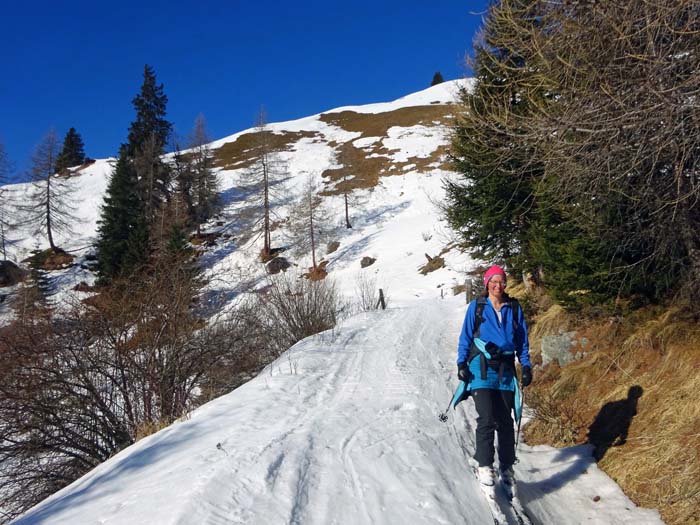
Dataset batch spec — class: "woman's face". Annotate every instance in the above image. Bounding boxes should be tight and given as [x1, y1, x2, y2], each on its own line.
[487, 276, 506, 300]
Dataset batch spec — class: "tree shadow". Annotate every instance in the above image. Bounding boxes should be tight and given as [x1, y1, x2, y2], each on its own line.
[587, 385, 643, 461]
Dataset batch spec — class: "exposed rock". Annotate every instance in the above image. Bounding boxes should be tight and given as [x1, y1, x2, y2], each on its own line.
[23, 248, 74, 271]
[73, 281, 95, 292]
[541, 331, 589, 367]
[419, 255, 444, 275]
[267, 257, 291, 274]
[0, 260, 29, 287]
[361, 256, 376, 268]
[190, 232, 221, 247]
[327, 241, 340, 254]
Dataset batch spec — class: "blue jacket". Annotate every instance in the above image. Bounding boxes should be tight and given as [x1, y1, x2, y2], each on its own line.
[457, 297, 531, 391]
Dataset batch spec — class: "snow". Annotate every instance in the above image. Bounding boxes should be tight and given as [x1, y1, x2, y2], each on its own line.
[5, 80, 663, 524]
[12, 299, 662, 525]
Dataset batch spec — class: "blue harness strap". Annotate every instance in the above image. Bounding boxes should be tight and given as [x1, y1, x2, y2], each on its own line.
[513, 377, 522, 424]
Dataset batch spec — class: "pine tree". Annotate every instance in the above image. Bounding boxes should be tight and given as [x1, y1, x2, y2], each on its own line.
[124, 65, 171, 158]
[95, 154, 149, 282]
[123, 65, 173, 220]
[431, 71, 445, 86]
[445, 2, 545, 269]
[55, 127, 86, 173]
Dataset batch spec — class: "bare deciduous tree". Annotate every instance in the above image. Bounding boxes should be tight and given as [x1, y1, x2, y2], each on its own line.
[18, 129, 78, 252]
[287, 175, 335, 270]
[246, 107, 288, 260]
[0, 142, 13, 260]
[0, 255, 253, 519]
[249, 270, 343, 353]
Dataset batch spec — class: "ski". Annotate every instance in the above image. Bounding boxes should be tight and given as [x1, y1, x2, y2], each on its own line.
[499, 476, 532, 525]
[472, 465, 508, 525]
[472, 463, 533, 525]
[480, 486, 508, 525]
[508, 495, 531, 525]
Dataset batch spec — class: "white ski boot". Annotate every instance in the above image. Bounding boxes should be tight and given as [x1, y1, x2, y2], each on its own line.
[477, 465, 497, 499]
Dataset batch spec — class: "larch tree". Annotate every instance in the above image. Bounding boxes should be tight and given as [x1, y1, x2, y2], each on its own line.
[0, 142, 12, 260]
[287, 174, 334, 271]
[19, 129, 77, 252]
[187, 114, 219, 234]
[246, 107, 288, 261]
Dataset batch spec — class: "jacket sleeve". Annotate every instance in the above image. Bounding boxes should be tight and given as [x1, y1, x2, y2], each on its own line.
[515, 306, 531, 368]
[457, 300, 477, 365]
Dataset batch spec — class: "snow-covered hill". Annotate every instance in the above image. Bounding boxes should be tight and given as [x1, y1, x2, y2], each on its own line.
[6, 81, 663, 524]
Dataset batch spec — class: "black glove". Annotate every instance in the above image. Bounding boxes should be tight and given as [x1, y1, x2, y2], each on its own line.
[521, 366, 532, 387]
[457, 362, 472, 383]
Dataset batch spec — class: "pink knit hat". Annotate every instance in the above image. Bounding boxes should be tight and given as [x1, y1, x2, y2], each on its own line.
[483, 265, 507, 286]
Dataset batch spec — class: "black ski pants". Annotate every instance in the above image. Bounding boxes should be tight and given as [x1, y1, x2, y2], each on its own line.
[472, 388, 515, 469]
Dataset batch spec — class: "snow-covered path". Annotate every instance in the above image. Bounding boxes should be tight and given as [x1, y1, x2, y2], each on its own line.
[14, 297, 662, 525]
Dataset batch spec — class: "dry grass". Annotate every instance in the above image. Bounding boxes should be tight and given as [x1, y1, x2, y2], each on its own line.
[134, 419, 172, 441]
[522, 299, 700, 524]
[211, 105, 457, 195]
[418, 255, 445, 275]
[213, 130, 319, 171]
[319, 105, 456, 195]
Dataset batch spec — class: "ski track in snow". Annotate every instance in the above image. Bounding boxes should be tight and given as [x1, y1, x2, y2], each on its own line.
[176, 303, 493, 525]
[14, 298, 663, 525]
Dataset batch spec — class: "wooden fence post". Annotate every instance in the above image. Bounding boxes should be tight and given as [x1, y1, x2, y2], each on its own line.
[377, 288, 386, 310]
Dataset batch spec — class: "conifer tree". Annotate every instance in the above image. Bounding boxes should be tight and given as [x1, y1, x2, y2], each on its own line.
[123, 65, 173, 220]
[95, 153, 149, 282]
[431, 71, 445, 86]
[124, 65, 171, 158]
[446, 1, 545, 268]
[55, 127, 86, 173]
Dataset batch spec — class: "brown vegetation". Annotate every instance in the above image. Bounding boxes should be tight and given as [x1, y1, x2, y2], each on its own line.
[521, 293, 700, 525]
[23, 247, 74, 271]
[419, 253, 445, 275]
[320, 105, 455, 195]
[213, 130, 318, 171]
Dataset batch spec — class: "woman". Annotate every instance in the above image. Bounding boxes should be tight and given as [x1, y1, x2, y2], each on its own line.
[456, 265, 532, 497]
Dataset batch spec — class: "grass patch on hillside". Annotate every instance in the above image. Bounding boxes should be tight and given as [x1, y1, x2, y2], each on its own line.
[213, 130, 319, 171]
[211, 105, 457, 195]
[318, 105, 455, 137]
[522, 300, 700, 525]
[319, 105, 456, 195]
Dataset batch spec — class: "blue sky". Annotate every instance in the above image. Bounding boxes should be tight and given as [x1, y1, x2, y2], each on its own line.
[1, 1, 488, 178]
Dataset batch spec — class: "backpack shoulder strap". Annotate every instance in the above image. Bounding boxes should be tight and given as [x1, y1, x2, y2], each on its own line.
[510, 297, 521, 334]
[473, 296, 487, 338]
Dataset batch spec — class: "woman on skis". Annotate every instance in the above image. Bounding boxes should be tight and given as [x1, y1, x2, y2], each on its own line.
[456, 264, 532, 497]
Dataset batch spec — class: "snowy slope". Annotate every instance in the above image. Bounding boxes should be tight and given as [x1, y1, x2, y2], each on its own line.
[13, 298, 662, 525]
[6, 80, 663, 524]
